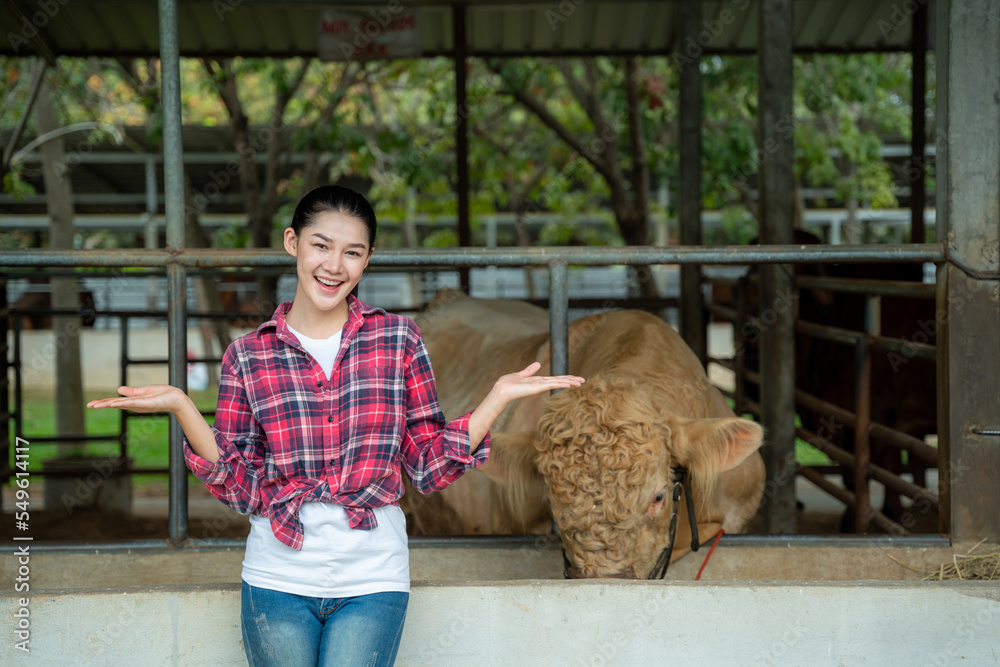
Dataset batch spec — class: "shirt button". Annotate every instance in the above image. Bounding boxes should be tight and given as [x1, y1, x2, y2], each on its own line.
[329, 459, 336, 466]
[327, 415, 334, 422]
[317, 380, 323, 388]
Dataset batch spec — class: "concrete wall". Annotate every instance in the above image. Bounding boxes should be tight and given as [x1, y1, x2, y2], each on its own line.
[2, 580, 997, 666]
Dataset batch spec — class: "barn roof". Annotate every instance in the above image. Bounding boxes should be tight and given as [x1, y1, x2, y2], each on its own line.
[2, 0, 923, 60]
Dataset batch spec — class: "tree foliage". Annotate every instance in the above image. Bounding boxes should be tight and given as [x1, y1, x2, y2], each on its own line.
[2, 51, 928, 248]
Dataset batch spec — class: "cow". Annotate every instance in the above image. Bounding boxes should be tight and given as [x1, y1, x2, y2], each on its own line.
[404, 290, 766, 579]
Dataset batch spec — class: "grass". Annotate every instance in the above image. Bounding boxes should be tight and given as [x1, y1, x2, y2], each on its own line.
[9, 388, 221, 491]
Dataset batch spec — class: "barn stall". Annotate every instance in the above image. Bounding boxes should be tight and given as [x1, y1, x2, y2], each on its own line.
[2, 0, 1000, 664]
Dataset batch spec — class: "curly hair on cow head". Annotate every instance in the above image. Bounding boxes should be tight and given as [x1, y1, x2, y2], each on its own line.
[534, 374, 673, 577]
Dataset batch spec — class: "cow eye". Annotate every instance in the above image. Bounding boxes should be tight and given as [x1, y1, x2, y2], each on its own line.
[654, 491, 665, 503]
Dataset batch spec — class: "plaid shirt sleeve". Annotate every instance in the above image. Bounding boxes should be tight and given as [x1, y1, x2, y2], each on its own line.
[400, 324, 491, 493]
[183, 344, 266, 515]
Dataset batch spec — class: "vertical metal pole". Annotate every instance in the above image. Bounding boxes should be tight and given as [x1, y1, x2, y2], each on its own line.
[549, 261, 569, 380]
[910, 1, 928, 244]
[160, 0, 188, 543]
[758, 0, 797, 534]
[853, 295, 879, 533]
[120, 314, 129, 460]
[453, 3, 471, 293]
[735, 276, 748, 416]
[935, 261, 950, 535]
[936, 0, 1000, 543]
[486, 216, 498, 299]
[145, 157, 159, 311]
[678, 0, 706, 365]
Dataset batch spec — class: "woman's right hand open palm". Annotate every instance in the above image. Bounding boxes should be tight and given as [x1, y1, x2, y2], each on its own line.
[87, 385, 187, 415]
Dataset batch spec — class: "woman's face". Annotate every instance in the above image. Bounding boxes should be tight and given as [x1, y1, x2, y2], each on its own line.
[283, 210, 372, 319]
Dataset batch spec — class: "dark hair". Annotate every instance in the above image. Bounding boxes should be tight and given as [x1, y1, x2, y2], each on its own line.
[290, 185, 377, 249]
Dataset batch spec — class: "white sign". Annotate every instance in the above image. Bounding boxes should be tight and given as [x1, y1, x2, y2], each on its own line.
[319, 7, 421, 62]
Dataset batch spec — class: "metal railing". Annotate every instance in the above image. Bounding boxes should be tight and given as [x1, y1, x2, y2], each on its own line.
[1, 242, 947, 551]
[705, 271, 941, 536]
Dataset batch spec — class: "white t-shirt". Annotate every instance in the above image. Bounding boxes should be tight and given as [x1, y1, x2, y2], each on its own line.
[241, 322, 410, 597]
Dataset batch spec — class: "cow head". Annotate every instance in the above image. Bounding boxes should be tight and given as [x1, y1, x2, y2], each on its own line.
[488, 375, 763, 579]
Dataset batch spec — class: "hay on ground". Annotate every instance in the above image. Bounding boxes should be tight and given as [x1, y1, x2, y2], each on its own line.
[888, 540, 1000, 581]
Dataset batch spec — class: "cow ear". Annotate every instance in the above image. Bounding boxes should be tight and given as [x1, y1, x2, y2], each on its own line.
[673, 417, 763, 477]
[477, 432, 539, 484]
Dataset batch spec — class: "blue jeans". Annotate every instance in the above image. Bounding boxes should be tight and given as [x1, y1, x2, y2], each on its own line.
[240, 581, 408, 666]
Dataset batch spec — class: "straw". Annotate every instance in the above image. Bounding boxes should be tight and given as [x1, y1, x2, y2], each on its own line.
[887, 539, 1000, 581]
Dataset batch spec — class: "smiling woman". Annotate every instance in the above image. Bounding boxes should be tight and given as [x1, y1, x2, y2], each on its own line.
[281, 186, 378, 339]
[86, 184, 585, 667]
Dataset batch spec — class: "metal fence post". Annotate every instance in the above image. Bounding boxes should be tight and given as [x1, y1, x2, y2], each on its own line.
[852, 295, 879, 532]
[936, 0, 1000, 543]
[549, 261, 569, 380]
[159, 0, 188, 544]
[757, 0, 797, 534]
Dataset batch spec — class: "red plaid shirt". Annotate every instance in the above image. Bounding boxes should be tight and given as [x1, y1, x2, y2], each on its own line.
[183, 295, 490, 550]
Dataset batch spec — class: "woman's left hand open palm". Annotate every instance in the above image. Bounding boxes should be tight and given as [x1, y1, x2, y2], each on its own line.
[491, 362, 584, 403]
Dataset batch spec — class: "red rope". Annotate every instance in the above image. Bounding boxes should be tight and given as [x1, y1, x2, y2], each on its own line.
[695, 529, 725, 580]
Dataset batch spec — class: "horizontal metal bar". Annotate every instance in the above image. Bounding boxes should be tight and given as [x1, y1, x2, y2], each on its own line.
[797, 321, 936, 361]
[24, 539, 248, 555]
[792, 385, 939, 466]
[870, 335, 936, 361]
[2, 269, 165, 278]
[122, 410, 217, 419]
[797, 465, 911, 536]
[524, 297, 680, 310]
[868, 422, 940, 465]
[796, 464, 855, 508]
[0, 245, 945, 269]
[23, 533, 951, 555]
[795, 321, 867, 347]
[717, 534, 950, 548]
[13, 433, 121, 443]
[802, 465, 843, 475]
[706, 302, 738, 322]
[796, 426, 855, 468]
[795, 276, 936, 299]
[797, 426, 939, 509]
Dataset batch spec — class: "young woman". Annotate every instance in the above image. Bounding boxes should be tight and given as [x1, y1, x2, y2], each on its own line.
[88, 185, 584, 666]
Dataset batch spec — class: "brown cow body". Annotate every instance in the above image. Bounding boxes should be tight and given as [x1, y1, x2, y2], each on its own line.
[407, 291, 765, 578]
